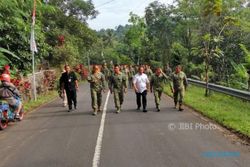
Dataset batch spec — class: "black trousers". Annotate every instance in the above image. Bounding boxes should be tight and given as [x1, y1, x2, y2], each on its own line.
[136, 90, 147, 110]
[65, 89, 77, 110]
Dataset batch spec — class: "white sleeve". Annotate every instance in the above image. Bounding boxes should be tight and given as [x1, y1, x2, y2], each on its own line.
[132, 75, 137, 84]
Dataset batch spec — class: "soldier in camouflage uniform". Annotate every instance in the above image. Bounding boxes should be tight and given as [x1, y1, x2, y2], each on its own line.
[170, 65, 188, 111]
[87, 65, 106, 115]
[145, 65, 153, 80]
[128, 65, 136, 88]
[109, 65, 128, 113]
[101, 63, 111, 87]
[150, 68, 169, 112]
[164, 63, 172, 77]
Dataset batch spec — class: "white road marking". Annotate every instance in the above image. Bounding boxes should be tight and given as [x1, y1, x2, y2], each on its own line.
[92, 91, 110, 167]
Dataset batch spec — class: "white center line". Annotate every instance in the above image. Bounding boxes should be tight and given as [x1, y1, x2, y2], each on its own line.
[92, 91, 110, 167]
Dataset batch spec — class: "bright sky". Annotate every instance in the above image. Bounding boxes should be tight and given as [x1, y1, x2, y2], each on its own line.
[87, 0, 174, 30]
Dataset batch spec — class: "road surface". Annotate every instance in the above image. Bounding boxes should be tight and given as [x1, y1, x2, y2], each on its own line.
[0, 83, 249, 167]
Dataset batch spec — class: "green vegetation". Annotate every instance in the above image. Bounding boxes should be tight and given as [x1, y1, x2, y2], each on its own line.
[0, 0, 97, 72]
[1, 0, 249, 90]
[97, 0, 250, 91]
[164, 85, 250, 137]
[23, 90, 57, 112]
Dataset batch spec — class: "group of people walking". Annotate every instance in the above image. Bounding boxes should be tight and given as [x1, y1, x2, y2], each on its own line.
[59, 64, 188, 115]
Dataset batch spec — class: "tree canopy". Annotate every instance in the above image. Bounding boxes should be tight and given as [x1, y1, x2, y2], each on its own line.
[0, 0, 249, 90]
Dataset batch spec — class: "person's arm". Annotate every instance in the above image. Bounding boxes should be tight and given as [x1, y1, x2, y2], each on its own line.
[132, 76, 138, 92]
[13, 86, 21, 98]
[169, 74, 174, 93]
[73, 72, 79, 90]
[146, 76, 150, 91]
[7, 83, 21, 98]
[160, 69, 169, 80]
[123, 74, 128, 93]
[59, 74, 64, 90]
[87, 73, 93, 83]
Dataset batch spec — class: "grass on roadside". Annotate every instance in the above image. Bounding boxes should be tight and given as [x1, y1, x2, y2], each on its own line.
[164, 85, 250, 137]
[23, 91, 58, 112]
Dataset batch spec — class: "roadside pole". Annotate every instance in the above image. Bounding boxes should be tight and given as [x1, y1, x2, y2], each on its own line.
[30, 0, 37, 101]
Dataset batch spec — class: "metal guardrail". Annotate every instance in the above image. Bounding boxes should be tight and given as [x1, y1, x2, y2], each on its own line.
[187, 78, 250, 101]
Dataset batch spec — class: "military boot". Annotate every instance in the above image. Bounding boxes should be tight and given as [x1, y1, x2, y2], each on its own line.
[179, 104, 184, 111]
[174, 102, 178, 109]
[98, 106, 102, 112]
[93, 109, 97, 116]
[156, 105, 160, 112]
[116, 107, 121, 114]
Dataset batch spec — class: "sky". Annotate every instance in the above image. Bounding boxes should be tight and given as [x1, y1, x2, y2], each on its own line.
[87, 0, 174, 30]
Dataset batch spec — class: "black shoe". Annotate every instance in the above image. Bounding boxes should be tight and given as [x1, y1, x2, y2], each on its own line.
[143, 109, 147, 112]
[156, 105, 160, 112]
[74, 106, 77, 110]
[179, 105, 184, 111]
[136, 107, 140, 110]
[179, 108, 184, 111]
[68, 109, 72, 112]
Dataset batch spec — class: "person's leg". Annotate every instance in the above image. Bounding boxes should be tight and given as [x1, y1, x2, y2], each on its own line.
[65, 89, 72, 111]
[91, 89, 98, 115]
[63, 90, 67, 107]
[119, 90, 124, 106]
[173, 89, 178, 109]
[136, 92, 141, 110]
[117, 90, 124, 113]
[97, 90, 102, 112]
[114, 89, 120, 112]
[14, 99, 22, 117]
[154, 91, 159, 108]
[154, 90, 161, 111]
[142, 90, 147, 112]
[72, 89, 77, 109]
[159, 91, 162, 101]
[179, 88, 185, 111]
[158, 91, 163, 111]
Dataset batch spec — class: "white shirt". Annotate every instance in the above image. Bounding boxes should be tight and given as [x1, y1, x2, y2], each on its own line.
[133, 73, 149, 93]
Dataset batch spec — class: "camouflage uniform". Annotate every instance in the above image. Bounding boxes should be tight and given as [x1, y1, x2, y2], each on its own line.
[109, 72, 127, 113]
[164, 66, 172, 77]
[87, 72, 106, 115]
[145, 68, 153, 80]
[101, 67, 111, 80]
[128, 66, 136, 88]
[150, 73, 168, 111]
[171, 71, 188, 111]
[101, 66, 111, 87]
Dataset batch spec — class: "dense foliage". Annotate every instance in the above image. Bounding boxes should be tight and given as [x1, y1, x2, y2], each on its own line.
[0, 0, 97, 72]
[96, 0, 250, 90]
[0, 0, 249, 90]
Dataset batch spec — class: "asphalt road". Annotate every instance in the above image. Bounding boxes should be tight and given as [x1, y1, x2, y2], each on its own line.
[0, 83, 249, 167]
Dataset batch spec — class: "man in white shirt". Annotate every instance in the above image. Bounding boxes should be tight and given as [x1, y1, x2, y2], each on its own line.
[133, 66, 150, 112]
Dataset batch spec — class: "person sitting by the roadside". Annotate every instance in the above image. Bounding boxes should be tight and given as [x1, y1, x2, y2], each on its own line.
[0, 74, 23, 118]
